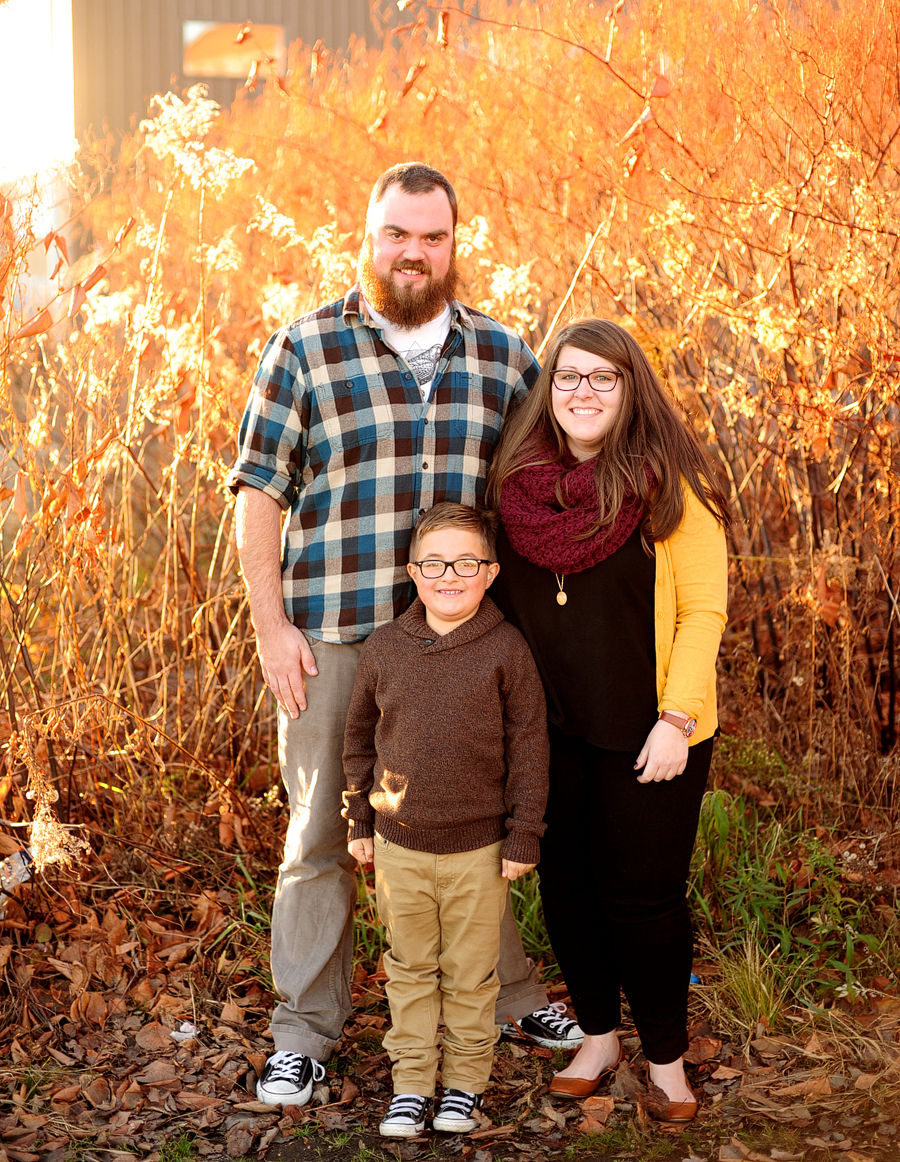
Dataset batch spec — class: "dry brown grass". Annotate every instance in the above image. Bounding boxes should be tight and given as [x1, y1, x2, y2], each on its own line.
[0, 0, 899, 858]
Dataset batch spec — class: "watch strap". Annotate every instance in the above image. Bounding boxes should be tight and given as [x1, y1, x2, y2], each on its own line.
[659, 711, 697, 738]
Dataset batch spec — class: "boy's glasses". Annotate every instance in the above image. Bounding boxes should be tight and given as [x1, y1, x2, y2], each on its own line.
[411, 558, 493, 579]
[551, 369, 621, 392]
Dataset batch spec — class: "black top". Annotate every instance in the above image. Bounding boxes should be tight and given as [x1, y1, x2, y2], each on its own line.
[490, 523, 659, 750]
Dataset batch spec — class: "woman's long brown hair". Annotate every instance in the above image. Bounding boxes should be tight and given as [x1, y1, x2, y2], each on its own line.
[486, 319, 730, 542]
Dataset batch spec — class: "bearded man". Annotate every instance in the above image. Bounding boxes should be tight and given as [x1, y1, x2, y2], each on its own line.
[228, 163, 583, 1108]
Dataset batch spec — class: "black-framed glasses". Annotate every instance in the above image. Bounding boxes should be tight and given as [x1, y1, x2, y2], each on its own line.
[551, 369, 622, 392]
[411, 558, 493, 579]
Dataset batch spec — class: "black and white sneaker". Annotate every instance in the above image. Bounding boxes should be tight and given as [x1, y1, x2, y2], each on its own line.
[256, 1050, 326, 1107]
[379, 1093, 430, 1138]
[433, 1088, 482, 1133]
[500, 1002, 584, 1049]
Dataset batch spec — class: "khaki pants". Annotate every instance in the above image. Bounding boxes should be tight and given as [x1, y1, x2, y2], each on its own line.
[269, 638, 547, 1062]
[375, 835, 508, 1095]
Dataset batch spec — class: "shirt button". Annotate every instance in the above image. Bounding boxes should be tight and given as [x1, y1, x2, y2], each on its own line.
[422, 462, 429, 470]
[419, 508, 425, 515]
[345, 379, 353, 388]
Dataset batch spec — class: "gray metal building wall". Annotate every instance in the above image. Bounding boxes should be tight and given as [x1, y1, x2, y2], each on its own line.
[72, 0, 376, 141]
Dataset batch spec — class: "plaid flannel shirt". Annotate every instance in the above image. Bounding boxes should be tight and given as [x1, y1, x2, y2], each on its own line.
[227, 286, 539, 642]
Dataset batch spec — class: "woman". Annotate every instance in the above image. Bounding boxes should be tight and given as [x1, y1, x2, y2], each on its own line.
[486, 319, 729, 1122]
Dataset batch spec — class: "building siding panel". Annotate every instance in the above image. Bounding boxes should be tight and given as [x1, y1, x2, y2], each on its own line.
[72, 0, 376, 141]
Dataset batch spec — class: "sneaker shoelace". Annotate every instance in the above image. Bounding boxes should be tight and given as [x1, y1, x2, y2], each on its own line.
[266, 1052, 325, 1084]
[438, 1090, 477, 1119]
[534, 1002, 576, 1031]
[385, 1094, 427, 1121]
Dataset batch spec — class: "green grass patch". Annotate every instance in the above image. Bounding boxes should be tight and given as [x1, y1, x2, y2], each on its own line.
[158, 1134, 197, 1162]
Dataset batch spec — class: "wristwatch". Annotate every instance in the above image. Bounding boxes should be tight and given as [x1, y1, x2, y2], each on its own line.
[659, 711, 698, 738]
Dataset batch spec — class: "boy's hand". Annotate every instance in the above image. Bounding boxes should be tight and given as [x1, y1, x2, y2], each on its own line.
[502, 858, 535, 881]
[348, 837, 374, 866]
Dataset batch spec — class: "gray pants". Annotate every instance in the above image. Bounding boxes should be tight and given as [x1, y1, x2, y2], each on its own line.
[270, 637, 548, 1061]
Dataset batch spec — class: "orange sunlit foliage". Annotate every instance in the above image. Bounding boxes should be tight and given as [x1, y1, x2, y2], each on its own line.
[1, 0, 899, 828]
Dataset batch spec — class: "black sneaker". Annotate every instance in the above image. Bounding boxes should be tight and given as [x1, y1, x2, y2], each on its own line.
[256, 1050, 325, 1107]
[379, 1093, 430, 1138]
[500, 1002, 584, 1049]
[433, 1088, 482, 1133]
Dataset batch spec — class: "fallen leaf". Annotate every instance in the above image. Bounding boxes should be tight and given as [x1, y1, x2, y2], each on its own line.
[135, 1060, 180, 1084]
[539, 1101, 567, 1130]
[220, 1000, 245, 1023]
[174, 1093, 221, 1111]
[129, 978, 155, 1006]
[134, 1022, 173, 1051]
[49, 1085, 80, 1103]
[225, 1127, 253, 1158]
[775, 1075, 831, 1098]
[70, 991, 108, 1025]
[854, 1072, 878, 1089]
[712, 1064, 744, 1080]
[338, 1076, 359, 1104]
[583, 1094, 615, 1117]
[684, 1035, 722, 1063]
[577, 1094, 615, 1131]
[17, 1116, 47, 1130]
[609, 1061, 645, 1099]
[81, 1077, 111, 1109]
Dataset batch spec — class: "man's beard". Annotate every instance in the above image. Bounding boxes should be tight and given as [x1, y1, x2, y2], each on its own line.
[358, 237, 459, 329]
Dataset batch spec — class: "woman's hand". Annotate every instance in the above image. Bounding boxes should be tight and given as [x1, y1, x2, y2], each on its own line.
[634, 719, 689, 783]
[348, 837, 374, 866]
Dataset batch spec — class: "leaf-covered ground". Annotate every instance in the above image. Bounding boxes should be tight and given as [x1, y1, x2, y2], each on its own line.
[2, 801, 900, 1162]
[3, 911, 900, 1162]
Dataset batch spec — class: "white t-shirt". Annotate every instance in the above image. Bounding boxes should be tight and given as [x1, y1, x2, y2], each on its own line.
[365, 301, 451, 401]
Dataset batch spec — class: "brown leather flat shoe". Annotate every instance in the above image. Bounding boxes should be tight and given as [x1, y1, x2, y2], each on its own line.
[548, 1041, 625, 1100]
[641, 1075, 698, 1124]
[661, 1091, 698, 1123]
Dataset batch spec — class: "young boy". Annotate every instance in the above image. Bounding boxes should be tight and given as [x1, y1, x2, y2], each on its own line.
[342, 502, 550, 1139]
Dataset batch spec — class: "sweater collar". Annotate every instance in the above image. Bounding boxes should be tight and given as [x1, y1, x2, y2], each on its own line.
[399, 595, 504, 649]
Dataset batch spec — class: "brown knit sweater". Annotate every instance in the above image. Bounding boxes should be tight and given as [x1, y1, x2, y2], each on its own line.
[341, 595, 549, 866]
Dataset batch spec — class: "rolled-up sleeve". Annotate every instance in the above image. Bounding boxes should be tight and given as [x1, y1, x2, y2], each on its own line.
[225, 328, 307, 508]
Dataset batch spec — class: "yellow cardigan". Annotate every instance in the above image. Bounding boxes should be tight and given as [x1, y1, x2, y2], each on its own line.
[654, 484, 728, 744]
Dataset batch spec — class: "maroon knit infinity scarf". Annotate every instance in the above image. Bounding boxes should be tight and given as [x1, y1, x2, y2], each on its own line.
[499, 446, 649, 574]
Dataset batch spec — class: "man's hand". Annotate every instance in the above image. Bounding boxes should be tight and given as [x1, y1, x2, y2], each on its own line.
[349, 837, 374, 866]
[235, 487, 319, 716]
[502, 859, 535, 881]
[634, 719, 689, 783]
[256, 623, 318, 717]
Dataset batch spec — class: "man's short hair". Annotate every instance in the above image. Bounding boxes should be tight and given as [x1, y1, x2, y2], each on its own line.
[368, 162, 458, 231]
[409, 502, 498, 560]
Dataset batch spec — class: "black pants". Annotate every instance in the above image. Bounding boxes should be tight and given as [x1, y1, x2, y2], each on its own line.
[538, 725, 714, 1065]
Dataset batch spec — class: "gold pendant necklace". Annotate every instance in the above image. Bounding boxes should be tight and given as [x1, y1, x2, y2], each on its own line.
[556, 574, 567, 606]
